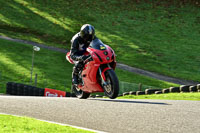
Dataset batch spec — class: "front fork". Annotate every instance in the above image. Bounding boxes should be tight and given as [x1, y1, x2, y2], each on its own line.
[98, 64, 111, 86]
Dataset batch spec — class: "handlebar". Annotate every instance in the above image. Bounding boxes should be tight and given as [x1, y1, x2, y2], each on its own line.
[83, 55, 93, 64]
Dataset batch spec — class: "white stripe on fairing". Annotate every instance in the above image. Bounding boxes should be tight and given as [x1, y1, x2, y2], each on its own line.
[0, 113, 107, 133]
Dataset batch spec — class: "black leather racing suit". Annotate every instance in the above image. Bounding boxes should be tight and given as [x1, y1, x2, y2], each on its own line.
[70, 32, 97, 80]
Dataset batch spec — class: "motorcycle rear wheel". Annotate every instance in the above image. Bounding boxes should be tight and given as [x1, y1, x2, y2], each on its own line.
[103, 69, 119, 99]
[71, 85, 90, 99]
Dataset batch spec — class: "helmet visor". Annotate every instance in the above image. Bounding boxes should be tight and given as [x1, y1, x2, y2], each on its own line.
[83, 34, 94, 43]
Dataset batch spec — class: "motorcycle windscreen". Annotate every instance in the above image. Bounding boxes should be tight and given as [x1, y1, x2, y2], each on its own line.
[89, 39, 107, 50]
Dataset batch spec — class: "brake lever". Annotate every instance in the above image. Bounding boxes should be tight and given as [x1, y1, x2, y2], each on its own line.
[88, 56, 93, 61]
[83, 56, 93, 64]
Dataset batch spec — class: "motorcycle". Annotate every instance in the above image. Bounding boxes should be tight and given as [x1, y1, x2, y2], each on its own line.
[66, 39, 119, 99]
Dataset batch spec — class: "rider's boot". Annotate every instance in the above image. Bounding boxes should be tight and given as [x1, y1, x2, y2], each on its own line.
[72, 74, 79, 85]
[72, 66, 79, 85]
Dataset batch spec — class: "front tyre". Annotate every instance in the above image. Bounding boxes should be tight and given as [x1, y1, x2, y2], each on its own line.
[103, 69, 119, 99]
[71, 85, 90, 99]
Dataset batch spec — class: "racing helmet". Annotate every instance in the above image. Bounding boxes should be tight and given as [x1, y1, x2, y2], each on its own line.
[80, 24, 95, 43]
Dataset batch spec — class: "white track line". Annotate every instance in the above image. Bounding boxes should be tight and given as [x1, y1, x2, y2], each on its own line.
[0, 113, 107, 133]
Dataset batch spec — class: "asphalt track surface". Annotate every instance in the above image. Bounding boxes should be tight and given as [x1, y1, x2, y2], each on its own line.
[0, 95, 200, 133]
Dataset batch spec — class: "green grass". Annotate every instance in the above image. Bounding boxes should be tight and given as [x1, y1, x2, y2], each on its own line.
[0, 114, 93, 133]
[0, 0, 200, 82]
[0, 38, 177, 93]
[118, 92, 200, 101]
[0, 38, 73, 93]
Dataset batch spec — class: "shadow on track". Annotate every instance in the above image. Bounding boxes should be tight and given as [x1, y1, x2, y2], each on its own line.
[89, 98, 170, 105]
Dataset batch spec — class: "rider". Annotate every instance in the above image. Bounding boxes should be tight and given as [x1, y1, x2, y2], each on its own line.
[70, 24, 96, 85]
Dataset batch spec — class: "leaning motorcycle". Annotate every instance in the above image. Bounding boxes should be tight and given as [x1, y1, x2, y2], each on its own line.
[66, 39, 119, 99]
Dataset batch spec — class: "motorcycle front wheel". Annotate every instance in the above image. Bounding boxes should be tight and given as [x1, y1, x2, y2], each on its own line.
[71, 85, 90, 99]
[103, 69, 119, 99]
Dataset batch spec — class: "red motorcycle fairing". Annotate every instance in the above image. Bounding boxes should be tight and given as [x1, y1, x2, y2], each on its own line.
[79, 63, 103, 93]
[66, 42, 117, 93]
[66, 52, 74, 64]
[79, 46, 116, 93]
[87, 45, 116, 64]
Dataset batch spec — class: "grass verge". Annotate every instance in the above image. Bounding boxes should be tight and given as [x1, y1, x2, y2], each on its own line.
[0, 114, 93, 133]
[118, 92, 200, 101]
[0, 38, 73, 93]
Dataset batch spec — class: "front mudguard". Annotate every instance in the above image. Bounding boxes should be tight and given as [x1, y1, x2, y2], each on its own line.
[101, 67, 112, 81]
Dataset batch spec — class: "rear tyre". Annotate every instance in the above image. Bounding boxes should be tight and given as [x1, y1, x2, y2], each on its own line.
[71, 85, 90, 99]
[103, 69, 119, 99]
